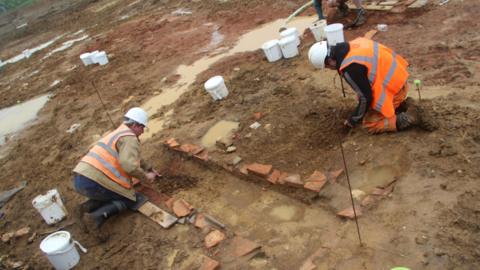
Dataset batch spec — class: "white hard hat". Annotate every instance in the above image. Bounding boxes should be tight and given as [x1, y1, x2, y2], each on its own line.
[124, 107, 148, 127]
[308, 41, 329, 69]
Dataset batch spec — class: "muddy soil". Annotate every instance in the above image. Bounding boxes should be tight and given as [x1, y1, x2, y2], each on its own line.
[0, 0, 479, 269]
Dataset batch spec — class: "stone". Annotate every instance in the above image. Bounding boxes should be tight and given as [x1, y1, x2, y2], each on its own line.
[14, 227, 30, 238]
[172, 199, 193, 217]
[1, 232, 14, 243]
[283, 174, 303, 188]
[230, 156, 242, 166]
[200, 256, 220, 270]
[165, 138, 180, 148]
[216, 136, 233, 150]
[267, 169, 282, 184]
[351, 189, 366, 201]
[434, 248, 447, 256]
[246, 163, 272, 178]
[239, 165, 249, 175]
[204, 230, 226, 248]
[230, 236, 261, 257]
[415, 235, 429, 245]
[27, 233, 36, 244]
[226, 146, 237, 153]
[337, 206, 362, 219]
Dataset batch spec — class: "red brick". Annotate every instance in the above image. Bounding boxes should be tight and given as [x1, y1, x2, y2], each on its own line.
[194, 214, 209, 229]
[306, 170, 327, 183]
[194, 151, 209, 162]
[372, 184, 394, 196]
[164, 138, 180, 148]
[238, 165, 249, 175]
[246, 163, 272, 177]
[165, 198, 176, 211]
[267, 169, 281, 184]
[204, 230, 226, 248]
[337, 206, 362, 219]
[283, 174, 303, 188]
[200, 256, 220, 270]
[231, 236, 261, 257]
[253, 112, 262, 120]
[304, 181, 327, 192]
[179, 144, 204, 155]
[172, 199, 193, 217]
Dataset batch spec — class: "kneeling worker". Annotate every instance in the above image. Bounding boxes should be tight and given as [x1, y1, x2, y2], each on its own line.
[72, 107, 158, 231]
[308, 38, 427, 133]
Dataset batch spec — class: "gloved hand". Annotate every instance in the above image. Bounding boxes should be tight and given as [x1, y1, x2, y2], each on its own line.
[144, 169, 161, 181]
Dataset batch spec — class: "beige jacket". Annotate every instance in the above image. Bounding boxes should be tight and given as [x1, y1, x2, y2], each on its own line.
[73, 135, 151, 201]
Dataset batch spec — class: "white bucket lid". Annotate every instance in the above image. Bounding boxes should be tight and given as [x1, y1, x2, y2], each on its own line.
[204, 76, 224, 90]
[280, 27, 297, 37]
[32, 189, 59, 208]
[279, 35, 296, 45]
[262, 39, 279, 50]
[40, 231, 71, 254]
[325, 23, 344, 33]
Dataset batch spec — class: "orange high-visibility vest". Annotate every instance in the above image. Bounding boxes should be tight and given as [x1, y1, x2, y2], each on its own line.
[339, 38, 409, 118]
[81, 124, 138, 189]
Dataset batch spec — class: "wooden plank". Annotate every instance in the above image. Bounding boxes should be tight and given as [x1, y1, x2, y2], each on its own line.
[138, 202, 177, 228]
[380, 0, 399, 6]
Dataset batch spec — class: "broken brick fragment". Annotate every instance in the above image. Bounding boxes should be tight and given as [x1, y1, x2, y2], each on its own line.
[304, 170, 328, 192]
[253, 112, 262, 120]
[246, 163, 272, 178]
[361, 195, 376, 207]
[267, 169, 281, 184]
[194, 214, 209, 229]
[327, 169, 344, 183]
[14, 227, 30, 238]
[194, 151, 209, 162]
[204, 230, 226, 248]
[172, 199, 193, 217]
[238, 165, 249, 175]
[337, 206, 363, 219]
[231, 236, 261, 257]
[164, 138, 180, 148]
[179, 144, 204, 155]
[200, 256, 220, 270]
[283, 174, 303, 187]
[165, 198, 176, 211]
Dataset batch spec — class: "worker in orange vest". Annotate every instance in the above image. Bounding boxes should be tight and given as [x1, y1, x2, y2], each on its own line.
[308, 38, 429, 133]
[72, 107, 159, 235]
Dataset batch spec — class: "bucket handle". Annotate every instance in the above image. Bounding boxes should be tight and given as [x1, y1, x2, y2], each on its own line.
[74, 240, 88, 253]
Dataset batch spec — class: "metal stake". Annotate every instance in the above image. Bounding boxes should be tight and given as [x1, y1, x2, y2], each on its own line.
[91, 81, 116, 129]
[339, 142, 363, 246]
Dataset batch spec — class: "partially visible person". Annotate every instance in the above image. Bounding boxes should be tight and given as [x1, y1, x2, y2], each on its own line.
[327, 0, 366, 26]
[308, 38, 433, 133]
[72, 107, 159, 235]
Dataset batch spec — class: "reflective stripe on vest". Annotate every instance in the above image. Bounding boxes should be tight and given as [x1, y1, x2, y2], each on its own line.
[80, 124, 137, 189]
[339, 38, 409, 118]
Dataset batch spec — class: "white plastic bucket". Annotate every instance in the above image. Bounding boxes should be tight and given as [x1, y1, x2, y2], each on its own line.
[309, 20, 327, 42]
[32, 189, 68, 225]
[280, 27, 300, 46]
[92, 51, 109, 65]
[279, 36, 299, 58]
[40, 231, 87, 270]
[23, 49, 32, 58]
[324, 23, 345, 46]
[80, 53, 93, 66]
[261, 40, 282, 62]
[204, 76, 229, 100]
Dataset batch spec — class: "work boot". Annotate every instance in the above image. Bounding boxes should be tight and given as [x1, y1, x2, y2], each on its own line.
[76, 200, 105, 231]
[337, 1, 349, 18]
[396, 99, 437, 131]
[82, 201, 126, 241]
[352, 8, 367, 26]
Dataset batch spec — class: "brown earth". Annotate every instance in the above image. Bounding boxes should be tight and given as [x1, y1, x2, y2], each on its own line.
[0, 0, 480, 269]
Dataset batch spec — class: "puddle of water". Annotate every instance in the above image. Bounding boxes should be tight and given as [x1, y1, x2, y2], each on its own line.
[0, 94, 50, 145]
[43, 35, 89, 59]
[141, 16, 316, 137]
[200, 120, 239, 147]
[4, 35, 64, 65]
[269, 205, 297, 221]
[354, 165, 398, 194]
